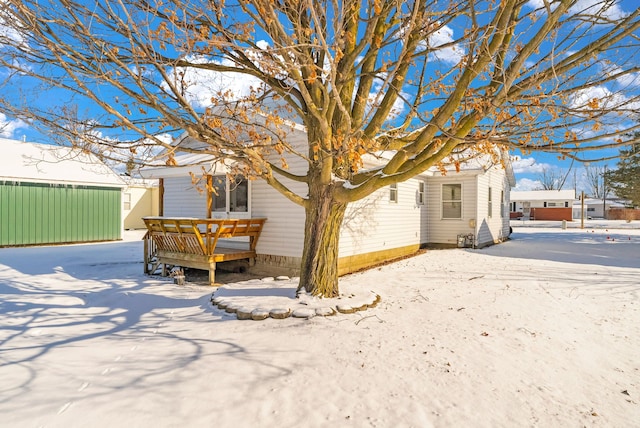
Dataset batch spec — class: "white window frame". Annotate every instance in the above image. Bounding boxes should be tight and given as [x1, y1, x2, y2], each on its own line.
[123, 192, 132, 211]
[442, 183, 462, 219]
[210, 175, 251, 218]
[389, 183, 398, 203]
[418, 181, 425, 205]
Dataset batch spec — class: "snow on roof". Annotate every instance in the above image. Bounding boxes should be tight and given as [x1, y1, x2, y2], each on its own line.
[139, 152, 228, 179]
[511, 189, 576, 201]
[572, 198, 626, 207]
[0, 138, 125, 187]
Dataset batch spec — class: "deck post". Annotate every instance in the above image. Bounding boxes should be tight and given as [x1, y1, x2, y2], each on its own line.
[142, 217, 266, 286]
[208, 261, 216, 286]
[143, 234, 150, 274]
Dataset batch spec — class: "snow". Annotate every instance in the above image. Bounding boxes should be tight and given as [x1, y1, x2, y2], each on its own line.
[1, 221, 639, 427]
[1, 138, 125, 187]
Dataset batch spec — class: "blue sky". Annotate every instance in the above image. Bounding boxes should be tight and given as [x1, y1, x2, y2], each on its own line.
[1, 0, 638, 194]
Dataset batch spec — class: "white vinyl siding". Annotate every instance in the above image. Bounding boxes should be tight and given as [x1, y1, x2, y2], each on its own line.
[476, 168, 511, 247]
[250, 129, 309, 258]
[163, 176, 208, 218]
[251, 179, 306, 257]
[339, 177, 428, 257]
[488, 187, 493, 218]
[426, 174, 477, 245]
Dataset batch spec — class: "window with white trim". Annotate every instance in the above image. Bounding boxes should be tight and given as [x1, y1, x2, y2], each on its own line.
[210, 175, 249, 214]
[389, 183, 398, 203]
[123, 192, 132, 211]
[442, 183, 462, 219]
[418, 181, 425, 205]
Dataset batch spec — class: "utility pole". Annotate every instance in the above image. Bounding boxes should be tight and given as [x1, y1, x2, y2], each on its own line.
[602, 165, 607, 219]
[581, 191, 585, 229]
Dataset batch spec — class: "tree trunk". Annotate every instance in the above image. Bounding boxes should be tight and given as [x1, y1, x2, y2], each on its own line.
[298, 185, 347, 298]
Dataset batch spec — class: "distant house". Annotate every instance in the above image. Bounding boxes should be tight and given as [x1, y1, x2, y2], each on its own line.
[572, 198, 626, 220]
[0, 138, 125, 246]
[141, 128, 515, 277]
[122, 178, 160, 230]
[510, 189, 575, 221]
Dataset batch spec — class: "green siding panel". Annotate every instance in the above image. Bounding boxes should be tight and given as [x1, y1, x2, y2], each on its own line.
[0, 181, 122, 246]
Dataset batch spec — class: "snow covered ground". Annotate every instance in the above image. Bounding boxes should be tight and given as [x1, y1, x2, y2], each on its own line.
[1, 221, 639, 427]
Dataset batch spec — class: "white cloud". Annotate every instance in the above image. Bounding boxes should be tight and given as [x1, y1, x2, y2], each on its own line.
[570, 0, 627, 20]
[0, 112, 26, 138]
[167, 55, 265, 108]
[617, 72, 640, 87]
[366, 76, 408, 120]
[612, 67, 640, 88]
[511, 156, 552, 174]
[168, 46, 408, 122]
[514, 177, 543, 191]
[569, 84, 639, 113]
[0, 13, 26, 47]
[424, 25, 465, 65]
[527, 0, 627, 20]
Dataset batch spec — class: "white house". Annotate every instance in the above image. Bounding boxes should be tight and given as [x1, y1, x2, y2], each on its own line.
[510, 189, 575, 221]
[141, 127, 515, 276]
[572, 198, 627, 220]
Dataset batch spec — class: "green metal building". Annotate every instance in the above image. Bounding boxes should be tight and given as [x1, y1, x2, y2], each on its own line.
[1, 138, 125, 246]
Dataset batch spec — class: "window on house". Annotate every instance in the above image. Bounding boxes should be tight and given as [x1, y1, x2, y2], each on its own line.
[210, 175, 249, 213]
[564, 201, 569, 208]
[229, 176, 248, 212]
[510, 201, 517, 212]
[442, 183, 462, 219]
[418, 181, 425, 205]
[544, 201, 548, 207]
[488, 187, 493, 218]
[123, 192, 131, 211]
[211, 176, 226, 212]
[501, 190, 504, 218]
[390, 183, 398, 203]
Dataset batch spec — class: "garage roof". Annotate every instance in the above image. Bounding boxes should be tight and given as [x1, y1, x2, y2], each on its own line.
[1, 138, 125, 188]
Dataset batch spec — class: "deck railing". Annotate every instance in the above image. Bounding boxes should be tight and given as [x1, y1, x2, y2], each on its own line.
[142, 217, 267, 284]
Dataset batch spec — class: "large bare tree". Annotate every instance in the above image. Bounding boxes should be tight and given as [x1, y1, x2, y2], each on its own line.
[1, 0, 639, 297]
[535, 166, 565, 190]
[585, 165, 606, 198]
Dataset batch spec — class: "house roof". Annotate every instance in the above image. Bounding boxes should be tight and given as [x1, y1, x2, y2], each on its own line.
[572, 198, 626, 207]
[140, 153, 228, 178]
[0, 138, 125, 187]
[511, 189, 576, 201]
[143, 126, 516, 186]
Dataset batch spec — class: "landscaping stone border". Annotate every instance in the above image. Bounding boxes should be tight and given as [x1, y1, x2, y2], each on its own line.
[210, 276, 381, 320]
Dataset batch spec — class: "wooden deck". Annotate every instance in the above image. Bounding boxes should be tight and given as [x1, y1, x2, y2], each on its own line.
[143, 217, 266, 285]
